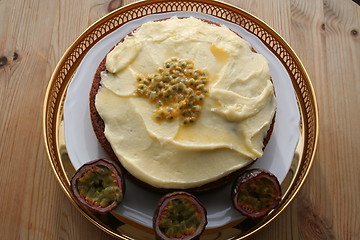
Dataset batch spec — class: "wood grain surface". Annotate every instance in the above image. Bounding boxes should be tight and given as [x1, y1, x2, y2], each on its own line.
[0, 0, 359, 239]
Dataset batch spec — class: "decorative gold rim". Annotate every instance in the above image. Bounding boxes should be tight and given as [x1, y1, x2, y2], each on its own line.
[43, 0, 319, 239]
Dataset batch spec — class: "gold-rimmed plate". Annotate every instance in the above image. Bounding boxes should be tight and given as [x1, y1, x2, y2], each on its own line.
[43, 0, 318, 239]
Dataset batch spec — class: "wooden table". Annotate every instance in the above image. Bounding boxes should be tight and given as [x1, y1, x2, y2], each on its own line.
[1, 0, 359, 239]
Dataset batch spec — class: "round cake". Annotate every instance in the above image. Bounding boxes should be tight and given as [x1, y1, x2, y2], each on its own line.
[90, 17, 276, 192]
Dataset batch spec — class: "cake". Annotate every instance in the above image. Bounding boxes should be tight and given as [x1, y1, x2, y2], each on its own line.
[89, 17, 276, 192]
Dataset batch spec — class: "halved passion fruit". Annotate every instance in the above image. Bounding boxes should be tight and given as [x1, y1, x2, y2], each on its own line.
[153, 192, 207, 240]
[70, 159, 125, 214]
[232, 169, 281, 218]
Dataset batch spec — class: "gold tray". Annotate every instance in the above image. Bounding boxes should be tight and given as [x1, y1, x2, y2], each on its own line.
[43, 0, 319, 239]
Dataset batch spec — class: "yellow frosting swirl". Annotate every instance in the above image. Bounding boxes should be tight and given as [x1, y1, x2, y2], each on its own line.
[95, 17, 276, 189]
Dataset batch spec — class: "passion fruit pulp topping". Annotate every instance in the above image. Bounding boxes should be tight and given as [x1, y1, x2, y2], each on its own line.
[154, 192, 207, 240]
[232, 169, 281, 218]
[76, 165, 122, 208]
[135, 57, 209, 125]
[71, 159, 124, 214]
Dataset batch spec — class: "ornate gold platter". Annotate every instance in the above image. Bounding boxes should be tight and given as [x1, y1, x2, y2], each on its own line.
[43, 0, 318, 239]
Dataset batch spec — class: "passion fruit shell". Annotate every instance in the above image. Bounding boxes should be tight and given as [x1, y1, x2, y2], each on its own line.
[70, 159, 125, 214]
[153, 192, 207, 240]
[232, 169, 281, 219]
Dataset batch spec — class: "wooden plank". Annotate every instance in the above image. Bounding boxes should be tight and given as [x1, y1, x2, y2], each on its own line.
[0, 0, 359, 239]
[289, 0, 360, 239]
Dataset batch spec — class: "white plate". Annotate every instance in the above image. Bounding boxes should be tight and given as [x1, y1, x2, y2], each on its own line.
[64, 11, 300, 229]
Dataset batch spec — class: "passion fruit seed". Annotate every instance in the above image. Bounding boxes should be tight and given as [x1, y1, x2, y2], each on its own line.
[70, 159, 125, 214]
[232, 169, 281, 219]
[154, 192, 207, 240]
[135, 58, 209, 125]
